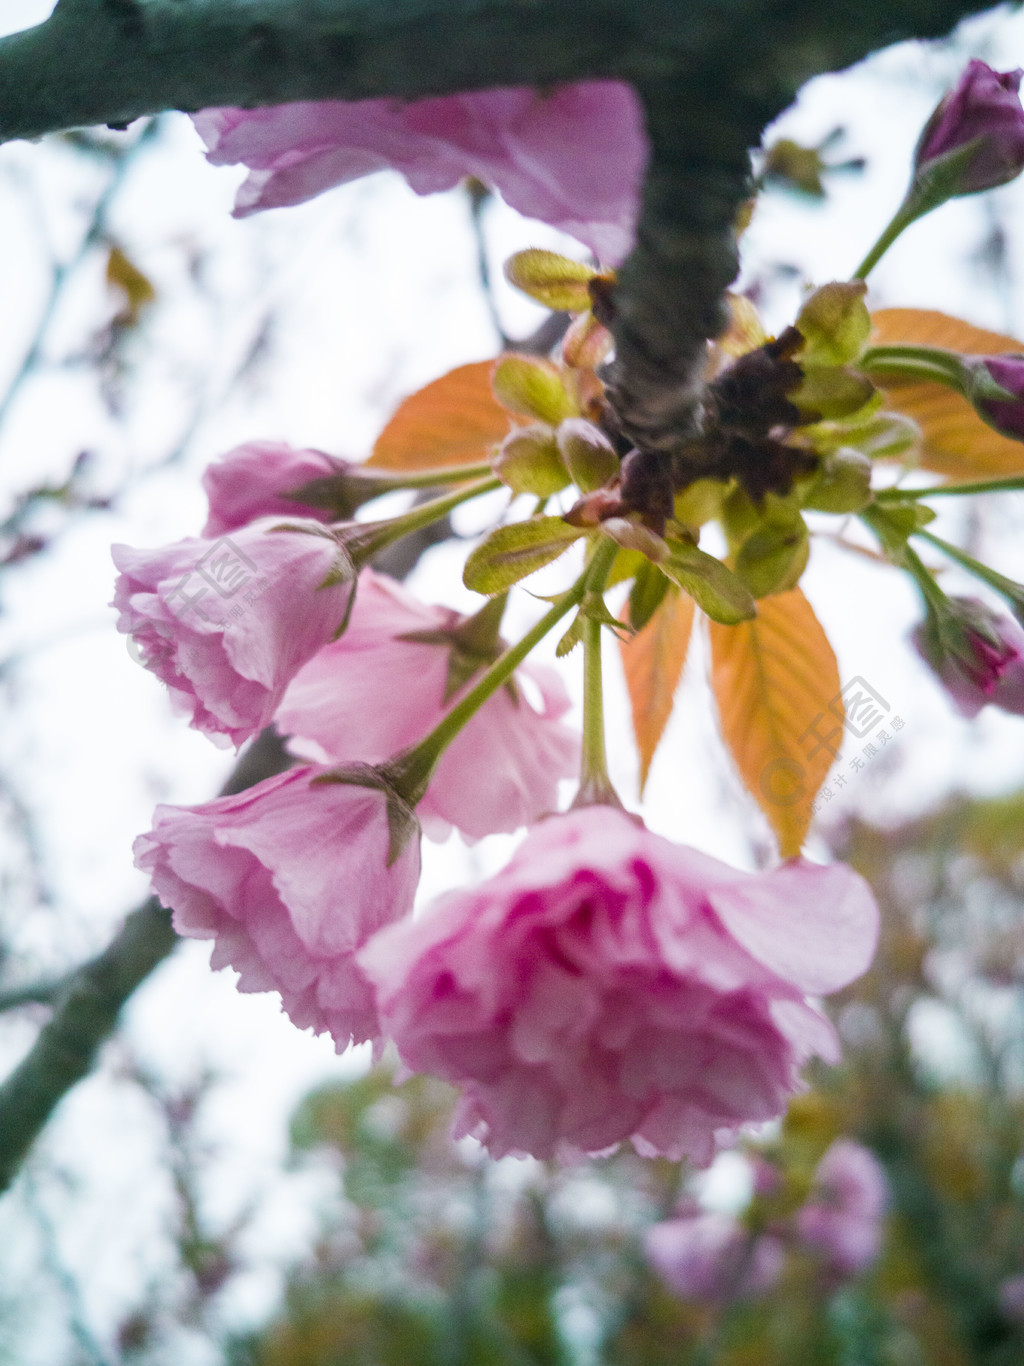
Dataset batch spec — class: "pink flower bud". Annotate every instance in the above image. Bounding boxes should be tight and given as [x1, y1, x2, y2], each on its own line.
[360, 806, 879, 1162]
[645, 1212, 784, 1300]
[112, 519, 355, 747]
[135, 765, 421, 1049]
[915, 60, 1024, 196]
[796, 1139, 887, 1277]
[913, 596, 1024, 718]
[194, 82, 647, 264]
[965, 354, 1024, 441]
[202, 441, 345, 536]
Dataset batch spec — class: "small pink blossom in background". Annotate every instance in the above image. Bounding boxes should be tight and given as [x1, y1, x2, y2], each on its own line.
[203, 441, 344, 536]
[276, 568, 579, 841]
[998, 1273, 1024, 1321]
[796, 1139, 887, 1276]
[194, 81, 646, 264]
[135, 765, 420, 1049]
[644, 1211, 784, 1301]
[360, 806, 879, 1162]
[912, 596, 1024, 718]
[112, 518, 354, 747]
[915, 60, 1024, 195]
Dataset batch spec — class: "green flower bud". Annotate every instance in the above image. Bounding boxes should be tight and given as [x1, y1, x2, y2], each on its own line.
[492, 426, 570, 497]
[803, 447, 873, 513]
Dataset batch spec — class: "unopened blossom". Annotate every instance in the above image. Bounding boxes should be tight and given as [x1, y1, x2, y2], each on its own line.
[203, 441, 344, 536]
[194, 82, 646, 263]
[645, 1211, 784, 1301]
[964, 353, 1024, 441]
[796, 1139, 887, 1276]
[276, 568, 578, 841]
[113, 518, 355, 747]
[360, 806, 879, 1162]
[135, 765, 420, 1049]
[915, 60, 1024, 196]
[913, 596, 1024, 718]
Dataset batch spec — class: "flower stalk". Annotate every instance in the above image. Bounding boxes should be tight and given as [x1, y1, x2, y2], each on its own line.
[384, 537, 616, 807]
[343, 476, 502, 566]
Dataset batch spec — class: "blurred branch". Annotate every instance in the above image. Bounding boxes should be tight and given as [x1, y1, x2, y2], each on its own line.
[0, 724, 291, 1197]
[0, 119, 162, 440]
[0, 977, 68, 1012]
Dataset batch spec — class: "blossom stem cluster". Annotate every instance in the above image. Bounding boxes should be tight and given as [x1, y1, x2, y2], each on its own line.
[384, 547, 605, 809]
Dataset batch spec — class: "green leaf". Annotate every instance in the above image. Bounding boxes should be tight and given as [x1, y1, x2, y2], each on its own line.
[661, 541, 756, 624]
[556, 612, 585, 657]
[628, 559, 672, 633]
[463, 517, 583, 594]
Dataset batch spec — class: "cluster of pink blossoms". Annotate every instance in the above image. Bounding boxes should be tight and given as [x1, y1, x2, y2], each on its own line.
[645, 1138, 888, 1300]
[116, 437, 879, 1163]
[112, 81, 886, 1163]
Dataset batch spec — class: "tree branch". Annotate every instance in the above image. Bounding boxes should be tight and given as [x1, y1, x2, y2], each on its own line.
[0, 0, 994, 455]
[0, 726, 290, 1196]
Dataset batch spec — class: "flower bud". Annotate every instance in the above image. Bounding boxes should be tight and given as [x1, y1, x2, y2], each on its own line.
[964, 353, 1024, 440]
[915, 60, 1024, 197]
[492, 425, 570, 497]
[803, 447, 873, 513]
[556, 417, 619, 491]
[913, 595, 1024, 717]
[735, 512, 809, 597]
[492, 354, 576, 425]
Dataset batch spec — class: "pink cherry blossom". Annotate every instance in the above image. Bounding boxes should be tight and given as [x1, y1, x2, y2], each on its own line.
[644, 1210, 784, 1300]
[203, 441, 346, 536]
[966, 353, 1024, 442]
[135, 764, 420, 1049]
[796, 1139, 887, 1276]
[112, 518, 355, 747]
[360, 807, 879, 1162]
[276, 568, 579, 841]
[912, 596, 1024, 718]
[194, 82, 647, 264]
[915, 60, 1024, 196]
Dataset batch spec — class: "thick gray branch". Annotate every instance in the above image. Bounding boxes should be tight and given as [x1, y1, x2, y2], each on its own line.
[0, 0, 997, 454]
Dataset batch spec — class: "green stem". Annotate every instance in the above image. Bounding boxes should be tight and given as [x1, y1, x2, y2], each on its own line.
[372, 460, 495, 491]
[915, 528, 1024, 611]
[853, 197, 922, 280]
[901, 541, 949, 616]
[861, 506, 947, 614]
[877, 475, 1024, 501]
[387, 535, 619, 807]
[859, 344, 967, 390]
[344, 475, 501, 565]
[574, 560, 622, 810]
